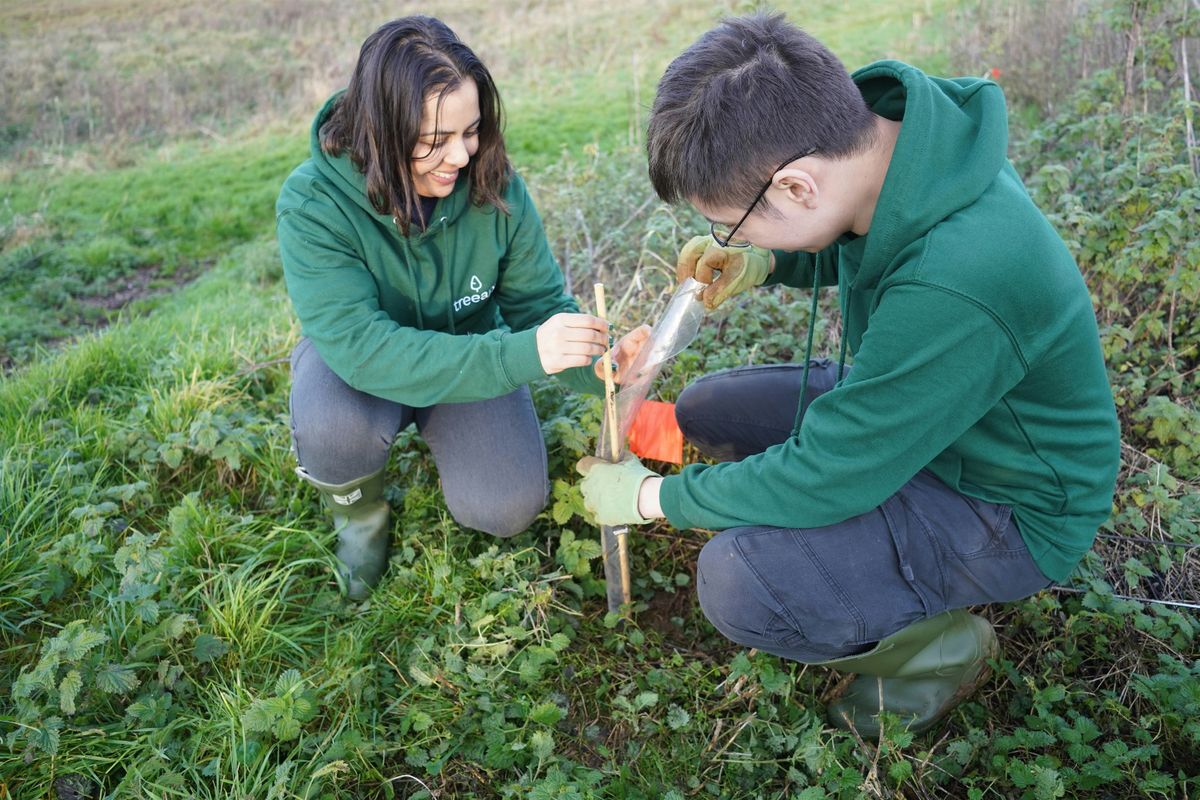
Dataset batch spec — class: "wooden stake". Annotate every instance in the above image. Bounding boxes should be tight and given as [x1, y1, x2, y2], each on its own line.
[616, 527, 631, 607]
[593, 282, 632, 616]
[594, 283, 620, 460]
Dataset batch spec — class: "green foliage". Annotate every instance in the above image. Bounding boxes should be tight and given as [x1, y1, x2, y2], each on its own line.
[8, 621, 111, 757]
[1014, 21, 1199, 445]
[242, 669, 321, 742]
[117, 403, 269, 475]
[1, 1, 1198, 798]
[1130, 655, 1200, 746]
[1133, 396, 1200, 479]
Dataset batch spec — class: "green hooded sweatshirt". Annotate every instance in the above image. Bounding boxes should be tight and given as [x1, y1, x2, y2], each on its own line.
[276, 94, 602, 406]
[658, 61, 1120, 582]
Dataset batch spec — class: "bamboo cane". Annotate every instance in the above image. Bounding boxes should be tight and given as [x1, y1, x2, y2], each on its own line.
[593, 283, 632, 615]
[594, 284, 620, 458]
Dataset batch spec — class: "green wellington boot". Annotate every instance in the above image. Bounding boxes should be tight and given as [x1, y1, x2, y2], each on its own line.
[824, 609, 998, 737]
[297, 467, 391, 601]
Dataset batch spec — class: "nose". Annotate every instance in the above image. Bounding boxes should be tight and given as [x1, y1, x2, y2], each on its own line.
[444, 136, 470, 168]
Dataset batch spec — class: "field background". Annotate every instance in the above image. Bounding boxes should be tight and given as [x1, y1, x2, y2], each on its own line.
[1, 0, 1197, 798]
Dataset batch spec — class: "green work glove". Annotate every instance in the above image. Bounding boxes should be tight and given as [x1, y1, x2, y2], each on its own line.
[676, 235, 772, 310]
[576, 455, 657, 526]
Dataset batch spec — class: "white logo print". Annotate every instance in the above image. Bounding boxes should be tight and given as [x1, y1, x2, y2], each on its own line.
[454, 274, 495, 312]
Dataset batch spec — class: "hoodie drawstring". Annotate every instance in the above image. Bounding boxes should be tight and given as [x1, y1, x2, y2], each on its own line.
[439, 217, 455, 334]
[396, 213, 455, 332]
[792, 268, 851, 433]
[793, 267, 822, 432]
[395, 222, 426, 330]
[836, 287, 850, 381]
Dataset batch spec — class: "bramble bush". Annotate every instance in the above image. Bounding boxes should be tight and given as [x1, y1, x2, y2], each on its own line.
[1, 1, 1198, 797]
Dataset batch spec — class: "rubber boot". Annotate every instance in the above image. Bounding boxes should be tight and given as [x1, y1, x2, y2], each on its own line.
[824, 609, 998, 737]
[297, 467, 391, 601]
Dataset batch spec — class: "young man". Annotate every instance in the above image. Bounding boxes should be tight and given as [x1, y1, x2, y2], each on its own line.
[577, 12, 1119, 735]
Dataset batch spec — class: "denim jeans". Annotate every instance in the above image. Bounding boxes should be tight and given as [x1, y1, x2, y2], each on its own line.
[675, 361, 1053, 663]
[289, 338, 549, 537]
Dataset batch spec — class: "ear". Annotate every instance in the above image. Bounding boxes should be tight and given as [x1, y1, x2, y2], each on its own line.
[774, 168, 819, 208]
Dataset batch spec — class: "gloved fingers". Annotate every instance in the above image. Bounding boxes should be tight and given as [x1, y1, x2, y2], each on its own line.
[676, 235, 711, 283]
[700, 264, 739, 308]
[699, 246, 770, 309]
[699, 281, 726, 310]
[576, 455, 604, 476]
[579, 494, 599, 524]
[692, 246, 730, 286]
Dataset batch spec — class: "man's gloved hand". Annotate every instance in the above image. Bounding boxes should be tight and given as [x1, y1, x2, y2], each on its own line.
[576, 454, 658, 526]
[677, 235, 772, 310]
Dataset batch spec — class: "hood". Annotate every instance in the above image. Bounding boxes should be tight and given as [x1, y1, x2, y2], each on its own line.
[308, 91, 471, 237]
[850, 61, 1011, 290]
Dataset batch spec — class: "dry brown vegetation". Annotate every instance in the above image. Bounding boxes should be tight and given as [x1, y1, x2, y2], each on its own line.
[0, 0, 701, 163]
[0, 0, 951, 167]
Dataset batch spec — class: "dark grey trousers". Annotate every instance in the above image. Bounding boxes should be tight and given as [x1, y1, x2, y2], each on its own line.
[289, 338, 549, 538]
[675, 361, 1053, 663]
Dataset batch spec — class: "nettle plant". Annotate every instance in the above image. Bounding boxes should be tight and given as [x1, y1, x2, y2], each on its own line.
[8, 621, 131, 761]
[118, 405, 267, 477]
[10, 491, 204, 763]
[8, 623, 110, 762]
[241, 669, 322, 742]
[8, 610, 201, 761]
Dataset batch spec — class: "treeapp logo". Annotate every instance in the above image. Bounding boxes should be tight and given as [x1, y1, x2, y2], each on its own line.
[454, 275, 494, 312]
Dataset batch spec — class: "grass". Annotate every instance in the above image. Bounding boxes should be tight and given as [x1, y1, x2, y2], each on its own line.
[2, 0, 1198, 798]
[0, 130, 304, 365]
[0, 0, 956, 368]
[0, 0, 956, 168]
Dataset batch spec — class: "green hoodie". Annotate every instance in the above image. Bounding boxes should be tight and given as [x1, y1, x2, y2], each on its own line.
[658, 61, 1120, 582]
[276, 94, 602, 406]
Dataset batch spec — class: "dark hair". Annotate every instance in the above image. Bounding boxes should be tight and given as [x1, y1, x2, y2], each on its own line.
[646, 12, 876, 211]
[320, 16, 510, 233]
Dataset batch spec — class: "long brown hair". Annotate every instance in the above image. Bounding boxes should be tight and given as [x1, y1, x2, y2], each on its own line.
[320, 16, 510, 234]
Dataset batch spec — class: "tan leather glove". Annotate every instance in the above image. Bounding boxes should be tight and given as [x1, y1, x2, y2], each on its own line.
[676, 235, 772, 310]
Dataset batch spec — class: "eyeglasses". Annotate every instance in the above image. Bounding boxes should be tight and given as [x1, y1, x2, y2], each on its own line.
[709, 148, 817, 248]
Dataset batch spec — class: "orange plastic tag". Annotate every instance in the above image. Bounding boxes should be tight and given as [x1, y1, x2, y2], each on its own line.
[626, 400, 684, 465]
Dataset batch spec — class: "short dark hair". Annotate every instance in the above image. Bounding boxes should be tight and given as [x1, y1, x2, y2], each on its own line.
[647, 12, 876, 211]
[320, 16, 510, 233]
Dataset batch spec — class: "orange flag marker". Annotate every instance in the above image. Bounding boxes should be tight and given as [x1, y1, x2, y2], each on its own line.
[626, 400, 684, 465]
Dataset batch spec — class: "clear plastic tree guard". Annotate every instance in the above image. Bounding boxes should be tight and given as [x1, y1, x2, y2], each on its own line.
[595, 277, 707, 614]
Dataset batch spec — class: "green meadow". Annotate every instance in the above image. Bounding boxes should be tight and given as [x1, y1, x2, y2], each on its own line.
[1, 1, 1197, 798]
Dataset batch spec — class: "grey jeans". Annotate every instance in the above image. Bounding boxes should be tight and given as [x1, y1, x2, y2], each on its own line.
[675, 361, 1053, 663]
[289, 338, 549, 537]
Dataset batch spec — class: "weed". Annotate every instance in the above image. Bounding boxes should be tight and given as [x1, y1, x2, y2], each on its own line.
[2, 1, 1198, 798]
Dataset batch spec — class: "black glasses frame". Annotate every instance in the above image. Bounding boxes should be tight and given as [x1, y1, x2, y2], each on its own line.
[709, 148, 817, 248]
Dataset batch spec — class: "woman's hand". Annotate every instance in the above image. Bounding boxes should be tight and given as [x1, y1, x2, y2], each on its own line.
[594, 324, 652, 383]
[537, 313, 608, 375]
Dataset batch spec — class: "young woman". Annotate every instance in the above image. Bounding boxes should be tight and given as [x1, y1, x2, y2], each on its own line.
[277, 16, 646, 600]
